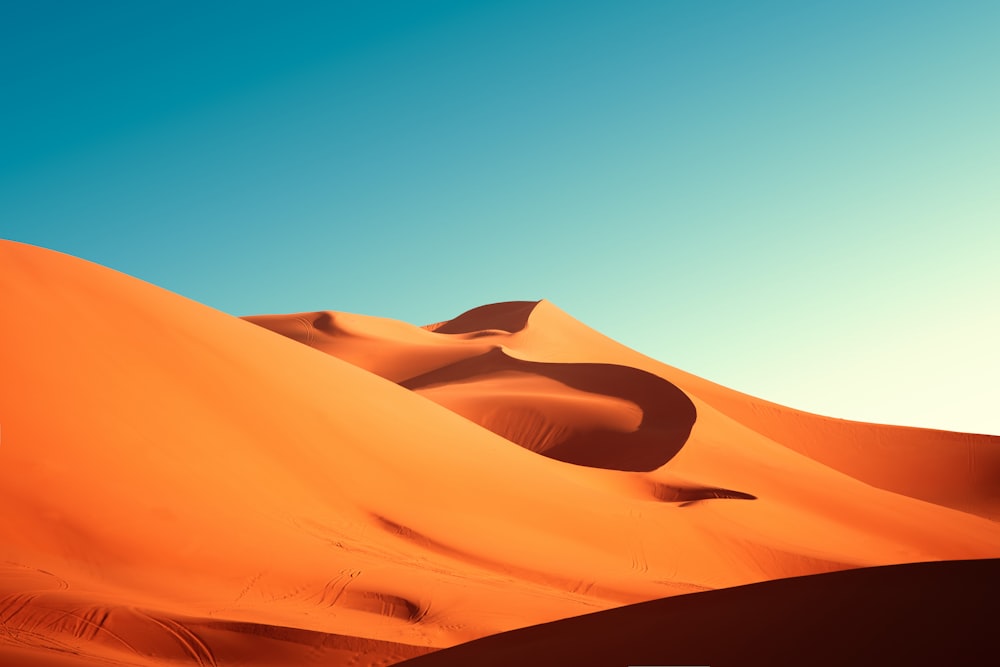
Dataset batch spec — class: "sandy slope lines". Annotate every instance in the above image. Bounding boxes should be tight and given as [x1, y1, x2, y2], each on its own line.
[315, 569, 361, 609]
[137, 613, 217, 667]
[627, 508, 649, 574]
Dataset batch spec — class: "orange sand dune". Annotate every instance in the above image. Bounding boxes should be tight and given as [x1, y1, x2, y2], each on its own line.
[2, 240, 998, 666]
[251, 298, 1000, 519]
[397, 558, 1000, 667]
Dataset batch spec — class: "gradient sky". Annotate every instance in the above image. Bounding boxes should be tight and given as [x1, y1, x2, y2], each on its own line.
[2, 1, 997, 434]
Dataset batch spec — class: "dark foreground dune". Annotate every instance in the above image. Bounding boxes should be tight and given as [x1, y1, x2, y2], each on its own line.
[399, 558, 1000, 667]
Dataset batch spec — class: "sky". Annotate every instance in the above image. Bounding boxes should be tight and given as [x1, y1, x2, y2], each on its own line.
[2, 0, 997, 435]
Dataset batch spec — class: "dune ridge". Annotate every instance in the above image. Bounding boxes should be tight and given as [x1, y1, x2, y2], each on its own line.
[2, 240, 998, 666]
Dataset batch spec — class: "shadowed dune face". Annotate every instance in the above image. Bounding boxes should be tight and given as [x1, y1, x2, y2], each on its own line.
[401, 349, 697, 472]
[398, 558, 1000, 667]
[422, 301, 538, 334]
[646, 482, 757, 505]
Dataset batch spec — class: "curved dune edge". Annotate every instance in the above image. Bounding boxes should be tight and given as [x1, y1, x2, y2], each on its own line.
[397, 558, 1000, 667]
[400, 348, 696, 471]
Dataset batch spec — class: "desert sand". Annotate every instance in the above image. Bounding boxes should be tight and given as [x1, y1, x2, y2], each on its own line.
[397, 557, 1000, 667]
[2, 239, 998, 666]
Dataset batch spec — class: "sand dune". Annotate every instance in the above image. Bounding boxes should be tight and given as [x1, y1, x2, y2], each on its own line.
[251, 297, 1000, 519]
[2, 239, 998, 666]
[397, 558, 1000, 667]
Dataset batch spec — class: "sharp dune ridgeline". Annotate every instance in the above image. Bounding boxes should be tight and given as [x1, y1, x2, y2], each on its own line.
[2, 239, 998, 666]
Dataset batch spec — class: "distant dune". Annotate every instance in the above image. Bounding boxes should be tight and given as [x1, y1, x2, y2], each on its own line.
[3, 239, 998, 666]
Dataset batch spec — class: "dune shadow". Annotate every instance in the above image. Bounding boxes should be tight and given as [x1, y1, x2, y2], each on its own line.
[423, 301, 539, 334]
[401, 349, 696, 472]
[646, 482, 757, 505]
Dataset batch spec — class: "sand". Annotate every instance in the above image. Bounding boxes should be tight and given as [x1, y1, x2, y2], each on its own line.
[3, 239, 998, 666]
[397, 558, 1000, 667]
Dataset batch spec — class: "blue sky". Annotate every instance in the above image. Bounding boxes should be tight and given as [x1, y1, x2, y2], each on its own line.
[2, 1, 997, 434]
